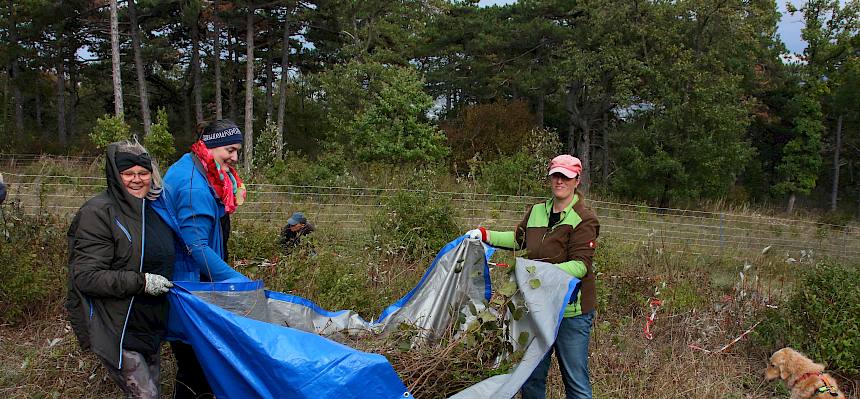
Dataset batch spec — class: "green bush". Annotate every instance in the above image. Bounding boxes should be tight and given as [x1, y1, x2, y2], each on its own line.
[88, 114, 131, 149]
[372, 190, 461, 259]
[755, 261, 860, 374]
[258, 149, 350, 187]
[479, 152, 545, 196]
[476, 127, 561, 196]
[253, 121, 281, 173]
[318, 61, 449, 163]
[227, 223, 283, 266]
[0, 206, 67, 324]
[143, 108, 176, 165]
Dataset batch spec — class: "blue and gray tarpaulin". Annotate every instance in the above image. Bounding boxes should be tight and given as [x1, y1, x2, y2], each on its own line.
[167, 236, 581, 399]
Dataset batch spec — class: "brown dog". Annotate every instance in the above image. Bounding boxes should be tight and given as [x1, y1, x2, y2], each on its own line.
[765, 348, 845, 399]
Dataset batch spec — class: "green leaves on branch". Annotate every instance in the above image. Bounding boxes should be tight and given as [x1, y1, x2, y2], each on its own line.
[318, 61, 449, 164]
[774, 90, 824, 196]
[142, 108, 175, 165]
[89, 114, 130, 149]
[756, 261, 860, 374]
[253, 121, 281, 173]
[612, 57, 754, 203]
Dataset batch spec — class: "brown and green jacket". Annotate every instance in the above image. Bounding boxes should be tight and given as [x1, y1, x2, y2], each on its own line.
[486, 192, 599, 317]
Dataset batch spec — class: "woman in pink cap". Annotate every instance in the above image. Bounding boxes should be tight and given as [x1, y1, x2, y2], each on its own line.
[467, 154, 600, 399]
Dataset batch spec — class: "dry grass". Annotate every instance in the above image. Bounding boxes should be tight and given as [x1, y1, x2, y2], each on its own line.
[1, 268, 858, 398]
[0, 315, 177, 399]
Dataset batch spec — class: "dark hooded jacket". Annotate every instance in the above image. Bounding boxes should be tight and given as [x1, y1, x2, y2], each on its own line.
[65, 143, 174, 369]
[0, 179, 6, 204]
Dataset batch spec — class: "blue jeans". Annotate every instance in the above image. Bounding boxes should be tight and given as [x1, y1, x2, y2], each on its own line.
[521, 311, 594, 399]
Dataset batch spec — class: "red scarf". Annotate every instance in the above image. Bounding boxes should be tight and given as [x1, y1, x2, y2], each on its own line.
[190, 140, 246, 214]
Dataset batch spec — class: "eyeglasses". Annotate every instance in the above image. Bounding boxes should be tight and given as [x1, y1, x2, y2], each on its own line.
[120, 171, 152, 180]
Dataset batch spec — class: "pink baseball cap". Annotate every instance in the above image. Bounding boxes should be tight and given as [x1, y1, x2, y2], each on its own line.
[548, 155, 582, 179]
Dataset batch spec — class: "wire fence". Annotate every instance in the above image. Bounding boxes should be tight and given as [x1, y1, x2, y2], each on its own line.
[3, 170, 859, 263]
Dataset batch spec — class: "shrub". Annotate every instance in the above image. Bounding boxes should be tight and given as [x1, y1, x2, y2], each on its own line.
[319, 61, 449, 164]
[143, 108, 176, 165]
[442, 100, 536, 171]
[755, 261, 860, 374]
[0, 206, 67, 324]
[817, 211, 853, 228]
[89, 114, 131, 149]
[476, 127, 562, 196]
[372, 190, 461, 259]
[260, 150, 347, 186]
[253, 121, 281, 173]
[479, 152, 546, 196]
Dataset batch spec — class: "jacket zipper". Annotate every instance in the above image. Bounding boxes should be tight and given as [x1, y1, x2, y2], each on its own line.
[542, 203, 562, 244]
[117, 198, 146, 368]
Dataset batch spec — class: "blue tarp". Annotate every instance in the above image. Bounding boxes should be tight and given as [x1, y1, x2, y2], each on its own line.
[169, 282, 412, 399]
[166, 237, 581, 399]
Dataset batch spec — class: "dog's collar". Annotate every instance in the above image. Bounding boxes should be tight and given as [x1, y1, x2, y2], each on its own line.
[791, 371, 821, 388]
[813, 384, 840, 397]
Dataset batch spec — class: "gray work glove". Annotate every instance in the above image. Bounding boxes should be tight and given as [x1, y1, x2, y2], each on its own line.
[466, 229, 482, 239]
[143, 273, 173, 295]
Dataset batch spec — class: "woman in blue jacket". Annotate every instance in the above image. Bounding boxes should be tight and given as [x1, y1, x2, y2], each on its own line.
[153, 119, 249, 398]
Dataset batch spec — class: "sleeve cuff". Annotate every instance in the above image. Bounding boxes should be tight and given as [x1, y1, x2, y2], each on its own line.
[479, 227, 488, 242]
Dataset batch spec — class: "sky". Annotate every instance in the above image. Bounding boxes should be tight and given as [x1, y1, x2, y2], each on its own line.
[478, 0, 810, 55]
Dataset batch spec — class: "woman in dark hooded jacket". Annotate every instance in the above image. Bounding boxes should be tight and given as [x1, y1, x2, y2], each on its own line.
[66, 140, 175, 399]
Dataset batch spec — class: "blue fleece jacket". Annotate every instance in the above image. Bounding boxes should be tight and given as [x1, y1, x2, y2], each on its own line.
[152, 153, 249, 283]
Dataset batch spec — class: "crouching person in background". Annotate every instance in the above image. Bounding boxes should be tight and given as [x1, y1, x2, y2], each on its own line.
[65, 141, 175, 399]
[280, 211, 315, 255]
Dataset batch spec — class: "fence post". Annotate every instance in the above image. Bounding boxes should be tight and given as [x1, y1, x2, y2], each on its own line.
[719, 213, 725, 253]
[37, 175, 44, 216]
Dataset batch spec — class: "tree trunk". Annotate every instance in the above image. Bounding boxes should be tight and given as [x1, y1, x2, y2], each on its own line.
[8, 0, 23, 137]
[244, 5, 255, 171]
[276, 9, 290, 159]
[536, 90, 545, 128]
[56, 42, 67, 147]
[35, 92, 43, 132]
[265, 53, 274, 122]
[565, 85, 576, 155]
[191, 11, 204, 124]
[110, 0, 124, 117]
[578, 123, 591, 193]
[658, 182, 670, 211]
[128, 0, 151, 136]
[68, 54, 78, 138]
[565, 82, 595, 192]
[830, 114, 843, 211]
[787, 192, 796, 214]
[213, 0, 223, 120]
[183, 87, 191, 138]
[2, 72, 8, 132]
[228, 28, 238, 121]
[602, 112, 609, 185]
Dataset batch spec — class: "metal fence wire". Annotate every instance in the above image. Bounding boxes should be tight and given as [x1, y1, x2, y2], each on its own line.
[3, 170, 859, 263]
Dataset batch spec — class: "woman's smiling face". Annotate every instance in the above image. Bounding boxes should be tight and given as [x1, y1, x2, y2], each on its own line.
[211, 143, 242, 167]
[550, 172, 578, 201]
[120, 165, 152, 199]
